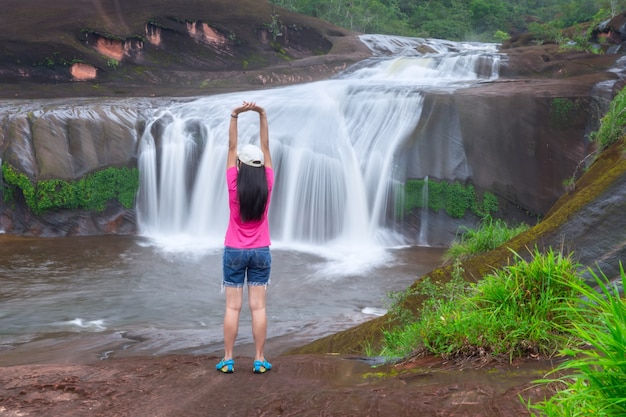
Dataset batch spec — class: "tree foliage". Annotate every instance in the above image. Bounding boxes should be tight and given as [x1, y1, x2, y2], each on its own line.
[271, 0, 626, 41]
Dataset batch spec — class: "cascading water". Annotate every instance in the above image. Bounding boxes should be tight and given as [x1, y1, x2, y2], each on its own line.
[137, 35, 501, 258]
[418, 176, 429, 246]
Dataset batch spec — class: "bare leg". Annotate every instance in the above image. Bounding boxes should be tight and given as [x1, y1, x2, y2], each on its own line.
[248, 285, 268, 361]
[223, 287, 243, 360]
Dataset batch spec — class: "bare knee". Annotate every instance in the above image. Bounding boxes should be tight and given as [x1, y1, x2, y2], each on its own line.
[248, 286, 267, 312]
[226, 304, 242, 315]
[249, 297, 266, 312]
[225, 287, 243, 312]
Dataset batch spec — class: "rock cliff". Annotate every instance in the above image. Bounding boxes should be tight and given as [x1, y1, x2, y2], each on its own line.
[0, 0, 370, 99]
[1, 0, 626, 240]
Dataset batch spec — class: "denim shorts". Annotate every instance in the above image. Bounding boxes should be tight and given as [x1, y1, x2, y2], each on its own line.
[222, 246, 271, 288]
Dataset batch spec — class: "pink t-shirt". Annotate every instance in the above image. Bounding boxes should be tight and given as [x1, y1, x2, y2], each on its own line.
[224, 166, 274, 248]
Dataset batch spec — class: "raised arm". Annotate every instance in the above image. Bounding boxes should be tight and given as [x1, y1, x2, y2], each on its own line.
[228, 102, 251, 168]
[228, 101, 271, 169]
[256, 105, 272, 169]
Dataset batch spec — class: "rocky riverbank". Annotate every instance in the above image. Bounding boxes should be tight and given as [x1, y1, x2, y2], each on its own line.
[0, 351, 556, 417]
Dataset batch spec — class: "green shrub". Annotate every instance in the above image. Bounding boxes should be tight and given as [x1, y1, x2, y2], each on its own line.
[402, 178, 499, 219]
[493, 30, 510, 42]
[106, 58, 120, 69]
[550, 98, 581, 129]
[528, 22, 562, 44]
[1, 163, 37, 208]
[36, 179, 78, 212]
[76, 167, 139, 211]
[1, 162, 138, 214]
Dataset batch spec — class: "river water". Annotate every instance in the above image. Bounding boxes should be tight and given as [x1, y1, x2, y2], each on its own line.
[0, 234, 444, 365]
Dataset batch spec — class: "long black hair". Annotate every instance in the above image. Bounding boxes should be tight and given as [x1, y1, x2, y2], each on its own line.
[237, 163, 269, 222]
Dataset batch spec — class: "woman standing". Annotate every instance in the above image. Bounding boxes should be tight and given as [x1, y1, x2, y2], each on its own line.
[216, 101, 274, 374]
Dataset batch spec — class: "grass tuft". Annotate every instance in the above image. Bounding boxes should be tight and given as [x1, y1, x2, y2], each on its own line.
[527, 264, 626, 417]
[381, 247, 582, 362]
[443, 216, 529, 263]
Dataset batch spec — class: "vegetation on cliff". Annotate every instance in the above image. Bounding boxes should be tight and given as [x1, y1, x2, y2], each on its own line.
[592, 85, 626, 150]
[270, 0, 626, 41]
[401, 179, 499, 219]
[1, 163, 138, 214]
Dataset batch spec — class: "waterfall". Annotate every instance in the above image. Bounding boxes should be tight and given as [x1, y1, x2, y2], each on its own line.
[418, 176, 429, 246]
[136, 35, 501, 254]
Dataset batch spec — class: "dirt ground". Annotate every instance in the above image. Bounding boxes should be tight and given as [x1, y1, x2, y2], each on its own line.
[0, 350, 557, 417]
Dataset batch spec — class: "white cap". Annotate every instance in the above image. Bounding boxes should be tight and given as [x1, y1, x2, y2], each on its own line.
[238, 144, 264, 167]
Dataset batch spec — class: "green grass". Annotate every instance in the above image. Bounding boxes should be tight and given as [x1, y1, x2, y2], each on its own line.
[527, 265, 626, 417]
[591, 86, 626, 151]
[381, 247, 582, 362]
[443, 216, 529, 263]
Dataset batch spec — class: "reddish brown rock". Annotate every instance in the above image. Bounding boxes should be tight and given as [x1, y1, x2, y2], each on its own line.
[70, 63, 97, 81]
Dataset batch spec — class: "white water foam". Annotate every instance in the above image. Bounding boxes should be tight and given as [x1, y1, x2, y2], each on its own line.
[61, 318, 107, 332]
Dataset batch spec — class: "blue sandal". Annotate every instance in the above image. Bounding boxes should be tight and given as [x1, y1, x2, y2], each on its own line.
[253, 359, 272, 374]
[216, 358, 235, 373]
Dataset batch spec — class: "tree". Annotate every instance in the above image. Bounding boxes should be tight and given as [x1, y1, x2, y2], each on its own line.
[269, 0, 613, 41]
[469, 0, 506, 34]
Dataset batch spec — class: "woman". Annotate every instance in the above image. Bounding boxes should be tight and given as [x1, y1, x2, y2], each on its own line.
[216, 101, 274, 374]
